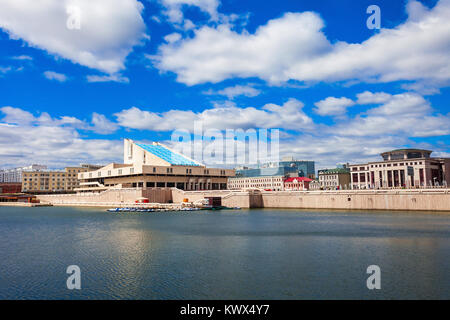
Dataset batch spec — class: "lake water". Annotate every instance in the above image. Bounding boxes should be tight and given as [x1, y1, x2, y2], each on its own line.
[0, 206, 448, 300]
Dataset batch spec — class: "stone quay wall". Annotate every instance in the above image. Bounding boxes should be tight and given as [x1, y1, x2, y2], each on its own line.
[36, 188, 450, 211]
[174, 189, 450, 211]
[259, 189, 450, 212]
[37, 188, 172, 207]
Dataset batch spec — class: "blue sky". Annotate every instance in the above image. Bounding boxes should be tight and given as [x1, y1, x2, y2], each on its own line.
[0, 0, 449, 169]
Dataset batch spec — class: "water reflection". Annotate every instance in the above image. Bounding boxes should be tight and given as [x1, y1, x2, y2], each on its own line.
[0, 207, 448, 299]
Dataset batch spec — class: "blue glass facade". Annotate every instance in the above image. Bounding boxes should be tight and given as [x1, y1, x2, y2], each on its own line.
[136, 144, 201, 166]
[236, 160, 315, 178]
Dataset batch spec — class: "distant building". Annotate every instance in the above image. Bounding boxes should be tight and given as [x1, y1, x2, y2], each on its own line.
[0, 164, 47, 183]
[284, 177, 312, 191]
[22, 166, 92, 193]
[79, 164, 104, 171]
[309, 180, 321, 190]
[235, 156, 315, 179]
[228, 176, 314, 191]
[349, 149, 450, 189]
[318, 168, 351, 190]
[76, 139, 235, 193]
[228, 176, 285, 191]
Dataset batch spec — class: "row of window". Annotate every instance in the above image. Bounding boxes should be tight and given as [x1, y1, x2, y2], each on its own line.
[87, 167, 227, 178]
[319, 175, 339, 180]
[352, 161, 424, 171]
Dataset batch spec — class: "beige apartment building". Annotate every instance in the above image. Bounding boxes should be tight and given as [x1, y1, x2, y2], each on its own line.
[76, 139, 235, 193]
[349, 149, 450, 189]
[22, 165, 101, 193]
[318, 168, 351, 190]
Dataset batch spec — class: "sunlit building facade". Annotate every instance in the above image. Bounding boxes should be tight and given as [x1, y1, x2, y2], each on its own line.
[318, 168, 351, 190]
[349, 149, 450, 189]
[76, 139, 235, 193]
[22, 166, 96, 193]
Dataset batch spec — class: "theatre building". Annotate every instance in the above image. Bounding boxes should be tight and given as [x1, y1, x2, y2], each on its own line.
[76, 139, 235, 193]
[349, 149, 450, 189]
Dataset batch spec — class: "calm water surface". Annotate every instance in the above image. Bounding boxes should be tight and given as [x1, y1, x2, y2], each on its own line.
[0, 206, 448, 299]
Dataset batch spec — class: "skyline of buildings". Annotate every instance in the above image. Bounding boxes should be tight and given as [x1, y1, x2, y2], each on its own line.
[2, 142, 450, 194]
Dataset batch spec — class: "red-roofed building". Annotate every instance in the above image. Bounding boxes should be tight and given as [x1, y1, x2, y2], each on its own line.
[284, 177, 313, 191]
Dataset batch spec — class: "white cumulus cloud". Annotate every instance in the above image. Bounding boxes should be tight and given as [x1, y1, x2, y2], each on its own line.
[0, 0, 147, 74]
[0, 107, 122, 167]
[204, 84, 261, 99]
[115, 98, 312, 131]
[44, 71, 68, 82]
[160, 0, 220, 23]
[153, 0, 450, 88]
[314, 97, 355, 116]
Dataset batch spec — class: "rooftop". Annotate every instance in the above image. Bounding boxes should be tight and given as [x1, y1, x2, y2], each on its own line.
[284, 177, 313, 183]
[136, 143, 202, 167]
[319, 168, 350, 174]
[381, 148, 432, 154]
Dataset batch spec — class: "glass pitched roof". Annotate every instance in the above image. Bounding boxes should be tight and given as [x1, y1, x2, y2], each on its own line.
[136, 144, 201, 166]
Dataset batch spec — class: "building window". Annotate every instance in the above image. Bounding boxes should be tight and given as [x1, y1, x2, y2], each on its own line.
[359, 173, 366, 183]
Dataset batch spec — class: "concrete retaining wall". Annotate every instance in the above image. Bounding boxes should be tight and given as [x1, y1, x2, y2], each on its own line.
[37, 188, 172, 207]
[36, 188, 450, 211]
[259, 190, 450, 211]
[172, 189, 450, 211]
[172, 189, 253, 208]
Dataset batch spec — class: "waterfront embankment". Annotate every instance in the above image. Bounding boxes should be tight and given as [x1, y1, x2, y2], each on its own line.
[34, 188, 450, 212]
[0, 202, 52, 207]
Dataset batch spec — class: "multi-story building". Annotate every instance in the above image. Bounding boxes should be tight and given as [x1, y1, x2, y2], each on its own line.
[22, 165, 97, 193]
[318, 168, 351, 190]
[228, 176, 314, 191]
[76, 139, 235, 193]
[235, 156, 315, 179]
[277, 156, 316, 179]
[349, 149, 450, 189]
[0, 164, 47, 183]
[227, 176, 285, 191]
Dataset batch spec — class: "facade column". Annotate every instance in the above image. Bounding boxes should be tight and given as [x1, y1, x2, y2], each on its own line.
[365, 172, 369, 189]
[356, 172, 360, 189]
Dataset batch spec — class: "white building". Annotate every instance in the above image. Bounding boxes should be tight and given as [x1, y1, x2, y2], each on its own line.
[76, 139, 235, 193]
[318, 168, 351, 190]
[0, 165, 47, 183]
[349, 149, 450, 189]
[227, 176, 285, 191]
